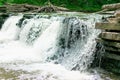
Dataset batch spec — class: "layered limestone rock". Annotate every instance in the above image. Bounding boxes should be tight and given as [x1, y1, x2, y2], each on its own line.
[96, 23, 120, 30]
[0, 3, 69, 13]
[115, 10, 120, 17]
[102, 3, 120, 10]
[95, 9, 120, 74]
[98, 3, 120, 14]
[100, 32, 120, 41]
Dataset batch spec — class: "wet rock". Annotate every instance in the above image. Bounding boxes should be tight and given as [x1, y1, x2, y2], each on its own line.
[96, 3, 120, 74]
[101, 16, 108, 22]
[99, 32, 120, 41]
[0, 6, 6, 12]
[104, 46, 120, 53]
[0, 13, 9, 29]
[101, 57, 120, 74]
[97, 38, 120, 49]
[104, 52, 120, 60]
[17, 14, 35, 28]
[23, 14, 35, 19]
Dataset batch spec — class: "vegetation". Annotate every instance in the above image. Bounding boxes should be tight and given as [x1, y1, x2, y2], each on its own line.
[0, 0, 120, 12]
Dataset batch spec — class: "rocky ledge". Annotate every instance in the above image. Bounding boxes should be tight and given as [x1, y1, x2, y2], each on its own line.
[95, 5, 120, 74]
[0, 3, 69, 13]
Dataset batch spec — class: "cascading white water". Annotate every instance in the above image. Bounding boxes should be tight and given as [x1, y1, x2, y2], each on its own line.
[0, 15, 23, 41]
[0, 13, 102, 80]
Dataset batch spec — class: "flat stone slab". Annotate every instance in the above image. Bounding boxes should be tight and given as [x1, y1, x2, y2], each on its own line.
[102, 3, 120, 10]
[99, 32, 120, 41]
[95, 22, 120, 31]
[107, 17, 120, 23]
[104, 52, 120, 61]
[96, 38, 120, 48]
[98, 11, 115, 14]
[105, 46, 120, 52]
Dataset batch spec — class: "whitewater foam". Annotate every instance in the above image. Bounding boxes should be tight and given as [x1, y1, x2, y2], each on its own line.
[0, 13, 103, 80]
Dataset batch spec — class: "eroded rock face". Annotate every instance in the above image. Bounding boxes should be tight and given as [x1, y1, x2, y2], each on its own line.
[115, 10, 120, 18]
[101, 57, 120, 74]
[95, 9, 120, 74]
[97, 38, 120, 49]
[100, 32, 120, 41]
[0, 7, 6, 12]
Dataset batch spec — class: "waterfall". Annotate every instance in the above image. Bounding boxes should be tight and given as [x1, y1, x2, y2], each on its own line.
[0, 13, 102, 80]
[47, 17, 100, 71]
[0, 15, 23, 41]
[17, 15, 99, 71]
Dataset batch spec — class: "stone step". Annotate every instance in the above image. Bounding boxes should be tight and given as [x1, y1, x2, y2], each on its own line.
[101, 56, 120, 74]
[0, 6, 6, 12]
[95, 22, 120, 31]
[102, 3, 120, 11]
[104, 52, 120, 61]
[99, 11, 115, 14]
[96, 38, 120, 48]
[99, 32, 120, 41]
[104, 46, 120, 52]
[107, 17, 120, 23]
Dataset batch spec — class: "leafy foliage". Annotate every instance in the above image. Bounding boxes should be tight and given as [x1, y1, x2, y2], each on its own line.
[0, 0, 120, 12]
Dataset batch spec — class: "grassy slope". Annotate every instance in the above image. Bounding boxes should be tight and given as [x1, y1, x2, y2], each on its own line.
[0, 0, 120, 12]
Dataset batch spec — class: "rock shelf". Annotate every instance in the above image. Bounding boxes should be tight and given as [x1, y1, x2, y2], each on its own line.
[95, 3, 120, 74]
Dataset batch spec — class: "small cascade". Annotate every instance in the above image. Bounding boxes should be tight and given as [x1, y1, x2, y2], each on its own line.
[0, 15, 23, 41]
[19, 17, 51, 45]
[48, 17, 100, 71]
[0, 13, 103, 80]
[0, 14, 100, 70]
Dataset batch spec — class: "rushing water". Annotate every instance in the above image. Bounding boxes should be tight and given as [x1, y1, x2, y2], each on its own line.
[0, 12, 118, 80]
